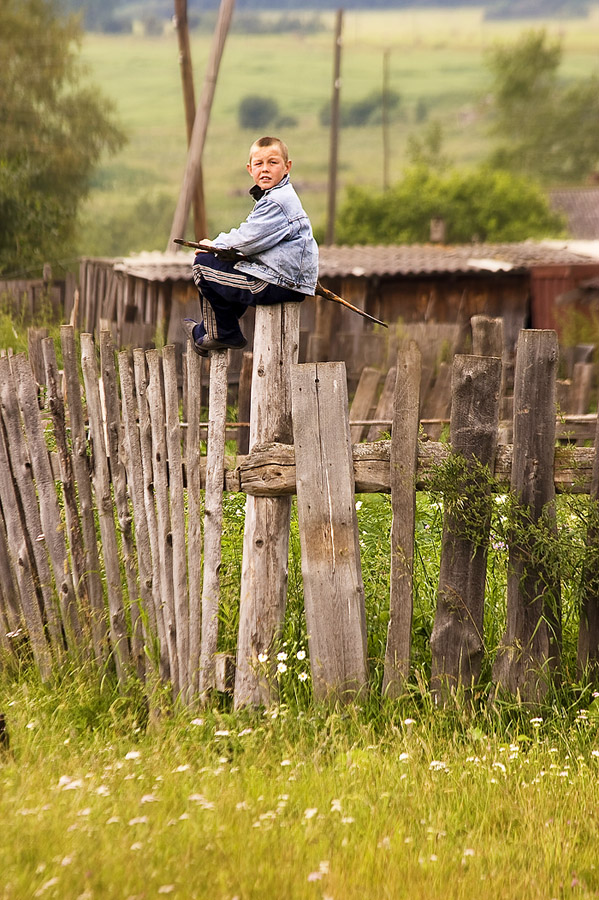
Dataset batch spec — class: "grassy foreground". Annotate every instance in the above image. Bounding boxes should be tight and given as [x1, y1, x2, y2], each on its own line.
[2, 669, 599, 899]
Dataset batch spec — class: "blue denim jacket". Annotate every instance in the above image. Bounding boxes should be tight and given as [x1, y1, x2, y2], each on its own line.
[212, 175, 319, 295]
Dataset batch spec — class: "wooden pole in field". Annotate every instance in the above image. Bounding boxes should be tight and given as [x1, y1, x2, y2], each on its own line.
[325, 8, 343, 246]
[168, 0, 236, 249]
[234, 302, 301, 708]
[430, 354, 502, 703]
[173, 0, 208, 239]
[493, 329, 560, 702]
[382, 346, 421, 698]
[291, 361, 368, 702]
[199, 349, 228, 697]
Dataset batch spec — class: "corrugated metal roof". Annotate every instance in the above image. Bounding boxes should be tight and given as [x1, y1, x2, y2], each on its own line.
[114, 241, 599, 282]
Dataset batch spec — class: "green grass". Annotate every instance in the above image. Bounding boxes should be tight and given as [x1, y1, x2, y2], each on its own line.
[2, 483, 599, 896]
[76, 7, 599, 258]
[2, 666, 599, 899]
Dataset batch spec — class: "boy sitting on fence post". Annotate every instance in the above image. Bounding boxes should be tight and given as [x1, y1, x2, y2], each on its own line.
[183, 136, 319, 356]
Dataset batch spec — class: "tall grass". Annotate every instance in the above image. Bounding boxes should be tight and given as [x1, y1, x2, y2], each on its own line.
[2, 485, 599, 896]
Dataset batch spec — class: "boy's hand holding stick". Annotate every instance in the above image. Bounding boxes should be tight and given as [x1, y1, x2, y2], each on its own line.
[175, 238, 388, 329]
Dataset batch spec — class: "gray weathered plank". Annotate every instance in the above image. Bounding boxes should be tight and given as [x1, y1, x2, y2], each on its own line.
[60, 325, 107, 661]
[163, 344, 190, 695]
[234, 302, 300, 708]
[80, 333, 131, 683]
[199, 349, 228, 697]
[349, 366, 381, 443]
[12, 353, 83, 652]
[292, 361, 368, 703]
[186, 342, 204, 694]
[493, 329, 560, 701]
[146, 349, 179, 694]
[430, 354, 502, 702]
[133, 349, 170, 682]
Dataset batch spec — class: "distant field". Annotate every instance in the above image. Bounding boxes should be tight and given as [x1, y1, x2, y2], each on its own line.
[77, 6, 599, 257]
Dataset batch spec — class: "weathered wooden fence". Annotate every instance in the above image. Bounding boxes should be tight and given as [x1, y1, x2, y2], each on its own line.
[1, 313, 599, 706]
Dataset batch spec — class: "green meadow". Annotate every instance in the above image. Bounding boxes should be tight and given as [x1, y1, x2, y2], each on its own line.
[77, 6, 599, 258]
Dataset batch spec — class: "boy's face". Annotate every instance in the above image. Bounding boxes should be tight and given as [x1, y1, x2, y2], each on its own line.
[247, 144, 292, 191]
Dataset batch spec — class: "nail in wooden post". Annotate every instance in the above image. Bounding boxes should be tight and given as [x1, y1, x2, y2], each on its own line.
[383, 346, 421, 698]
[292, 361, 368, 703]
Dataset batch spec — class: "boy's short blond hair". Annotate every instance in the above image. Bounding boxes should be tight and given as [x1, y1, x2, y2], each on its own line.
[248, 136, 289, 165]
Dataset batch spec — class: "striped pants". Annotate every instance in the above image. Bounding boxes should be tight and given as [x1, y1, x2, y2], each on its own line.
[191, 252, 304, 344]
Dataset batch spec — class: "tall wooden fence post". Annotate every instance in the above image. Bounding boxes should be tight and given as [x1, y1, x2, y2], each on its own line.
[234, 302, 300, 708]
[199, 349, 228, 697]
[291, 361, 368, 702]
[493, 329, 560, 702]
[80, 334, 131, 684]
[382, 346, 421, 698]
[577, 393, 599, 676]
[430, 354, 502, 702]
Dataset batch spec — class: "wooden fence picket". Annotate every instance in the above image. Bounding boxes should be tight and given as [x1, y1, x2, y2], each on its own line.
[199, 349, 228, 697]
[133, 348, 170, 681]
[42, 339, 92, 640]
[382, 347, 421, 698]
[146, 349, 179, 694]
[493, 330, 560, 702]
[60, 325, 107, 661]
[0, 355, 64, 658]
[291, 361, 368, 703]
[430, 354, 502, 702]
[349, 366, 381, 443]
[186, 343, 204, 695]
[13, 353, 83, 653]
[80, 333, 131, 683]
[163, 344, 190, 696]
[235, 302, 300, 709]
[0, 415, 52, 679]
[100, 331, 146, 679]
[577, 393, 599, 676]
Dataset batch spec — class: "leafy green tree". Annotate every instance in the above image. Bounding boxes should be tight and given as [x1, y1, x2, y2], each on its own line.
[0, 0, 126, 276]
[333, 165, 565, 245]
[238, 95, 279, 130]
[485, 29, 599, 184]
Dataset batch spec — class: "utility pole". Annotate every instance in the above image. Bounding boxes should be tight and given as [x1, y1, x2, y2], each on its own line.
[168, 0, 236, 250]
[173, 0, 207, 239]
[325, 9, 343, 246]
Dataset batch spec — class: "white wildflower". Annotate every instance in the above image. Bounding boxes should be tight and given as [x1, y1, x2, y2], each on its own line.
[277, 651, 288, 661]
[296, 650, 306, 660]
[304, 807, 318, 820]
[277, 662, 287, 674]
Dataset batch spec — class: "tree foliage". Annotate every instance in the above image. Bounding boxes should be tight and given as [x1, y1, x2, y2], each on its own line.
[485, 29, 599, 184]
[0, 0, 126, 276]
[334, 165, 565, 245]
